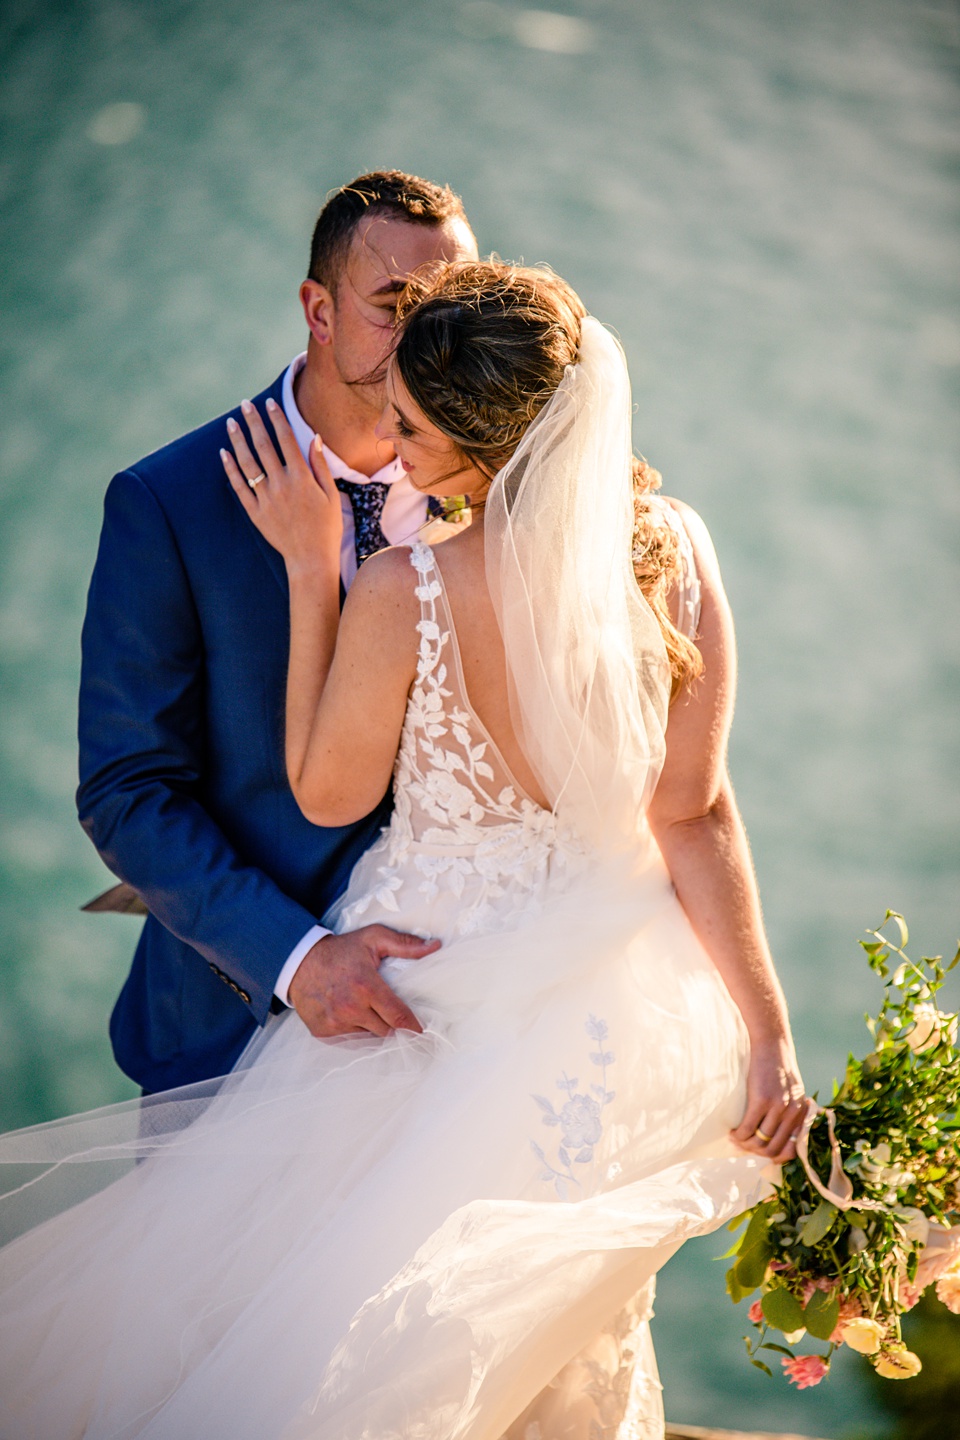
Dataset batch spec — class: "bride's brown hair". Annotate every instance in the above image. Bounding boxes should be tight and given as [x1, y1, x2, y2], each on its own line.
[395, 260, 703, 699]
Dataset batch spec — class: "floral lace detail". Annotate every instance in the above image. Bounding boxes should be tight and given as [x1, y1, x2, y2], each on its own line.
[344, 543, 586, 938]
[401, 543, 541, 842]
[531, 1016, 616, 1201]
[501, 1279, 660, 1440]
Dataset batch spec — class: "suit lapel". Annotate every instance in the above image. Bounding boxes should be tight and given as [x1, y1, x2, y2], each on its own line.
[227, 372, 290, 599]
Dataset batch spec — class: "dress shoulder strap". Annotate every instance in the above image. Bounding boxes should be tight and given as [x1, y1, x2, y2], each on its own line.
[407, 542, 450, 674]
[409, 541, 441, 614]
[646, 496, 701, 641]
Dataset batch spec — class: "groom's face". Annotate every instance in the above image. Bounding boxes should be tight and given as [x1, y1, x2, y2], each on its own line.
[326, 213, 477, 407]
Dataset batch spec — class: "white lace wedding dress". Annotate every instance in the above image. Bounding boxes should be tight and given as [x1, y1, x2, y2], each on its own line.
[0, 322, 770, 1440]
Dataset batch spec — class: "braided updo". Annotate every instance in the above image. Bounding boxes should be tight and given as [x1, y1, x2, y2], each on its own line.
[394, 260, 702, 698]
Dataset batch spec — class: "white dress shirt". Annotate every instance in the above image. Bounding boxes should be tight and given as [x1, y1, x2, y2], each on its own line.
[272, 354, 430, 1006]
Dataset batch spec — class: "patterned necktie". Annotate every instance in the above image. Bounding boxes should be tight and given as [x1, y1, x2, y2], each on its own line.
[335, 477, 444, 567]
[335, 478, 390, 568]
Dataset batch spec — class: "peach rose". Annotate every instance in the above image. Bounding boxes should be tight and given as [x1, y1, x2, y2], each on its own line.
[936, 1266, 960, 1315]
[840, 1317, 885, 1354]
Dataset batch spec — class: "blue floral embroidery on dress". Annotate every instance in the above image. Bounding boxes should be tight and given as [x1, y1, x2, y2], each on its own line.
[530, 1016, 615, 1200]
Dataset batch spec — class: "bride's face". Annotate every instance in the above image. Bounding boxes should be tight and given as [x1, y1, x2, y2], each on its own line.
[376, 363, 491, 505]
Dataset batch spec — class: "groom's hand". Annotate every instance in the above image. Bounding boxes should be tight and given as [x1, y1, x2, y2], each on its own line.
[288, 926, 440, 1038]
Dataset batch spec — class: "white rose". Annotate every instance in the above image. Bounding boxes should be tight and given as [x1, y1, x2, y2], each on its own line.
[907, 1003, 958, 1053]
[859, 1143, 891, 1183]
[895, 1208, 930, 1247]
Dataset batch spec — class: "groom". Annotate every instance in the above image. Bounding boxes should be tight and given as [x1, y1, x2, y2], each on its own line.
[78, 170, 479, 1093]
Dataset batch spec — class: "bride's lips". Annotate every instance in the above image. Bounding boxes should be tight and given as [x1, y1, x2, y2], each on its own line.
[400, 459, 414, 474]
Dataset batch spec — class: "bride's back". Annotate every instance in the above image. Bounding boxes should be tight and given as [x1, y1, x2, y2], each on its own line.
[428, 526, 550, 811]
[385, 261, 697, 830]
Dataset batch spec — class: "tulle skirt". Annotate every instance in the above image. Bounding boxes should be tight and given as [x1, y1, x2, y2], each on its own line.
[0, 846, 768, 1439]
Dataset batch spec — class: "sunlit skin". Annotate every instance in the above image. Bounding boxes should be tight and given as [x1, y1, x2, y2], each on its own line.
[294, 213, 478, 476]
[375, 362, 492, 509]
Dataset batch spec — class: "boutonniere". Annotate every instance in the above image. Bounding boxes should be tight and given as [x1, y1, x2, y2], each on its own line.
[421, 496, 472, 542]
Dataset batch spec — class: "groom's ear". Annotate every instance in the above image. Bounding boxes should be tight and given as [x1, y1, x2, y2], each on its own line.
[299, 279, 336, 347]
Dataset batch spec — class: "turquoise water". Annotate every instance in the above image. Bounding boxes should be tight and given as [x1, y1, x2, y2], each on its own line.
[1, 0, 957, 1432]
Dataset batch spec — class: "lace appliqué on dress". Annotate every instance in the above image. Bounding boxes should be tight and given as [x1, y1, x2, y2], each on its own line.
[344, 542, 585, 939]
[531, 1016, 616, 1201]
[502, 1277, 662, 1440]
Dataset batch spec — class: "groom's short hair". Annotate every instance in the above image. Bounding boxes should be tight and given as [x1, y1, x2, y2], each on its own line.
[308, 170, 469, 295]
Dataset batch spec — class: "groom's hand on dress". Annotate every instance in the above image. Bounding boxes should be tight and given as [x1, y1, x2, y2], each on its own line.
[288, 927, 440, 1038]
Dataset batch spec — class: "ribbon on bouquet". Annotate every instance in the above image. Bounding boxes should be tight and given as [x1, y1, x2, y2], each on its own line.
[795, 1101, 960, 1286]
[794, 1098, 885, 1213]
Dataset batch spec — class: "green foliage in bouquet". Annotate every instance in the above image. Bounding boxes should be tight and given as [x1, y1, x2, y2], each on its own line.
[725, 913, 960, 1390]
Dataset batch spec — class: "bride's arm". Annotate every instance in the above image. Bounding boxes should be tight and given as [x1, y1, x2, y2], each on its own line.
[222, 400, 418, 825]
[646, 503, 806, 1165]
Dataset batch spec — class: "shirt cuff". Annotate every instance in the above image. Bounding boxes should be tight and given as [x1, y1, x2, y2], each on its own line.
[273, 924, 330, 1007]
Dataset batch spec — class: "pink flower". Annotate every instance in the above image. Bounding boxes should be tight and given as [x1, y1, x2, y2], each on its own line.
[782, 1355, 829, 1389]
[800, 1276, 836, 1304]
[830, 1294, 864, 1342]
[899, 1281, 923, 1312]
[748, 1299, 764, 1325]
[768, 1260, 792, 1273]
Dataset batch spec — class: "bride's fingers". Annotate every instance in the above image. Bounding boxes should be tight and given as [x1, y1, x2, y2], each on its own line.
[308, 435, 337, 499]
[221, 447, 259, 512]
[225, 415, 267, 486]
[763, 1097, 807, 1159]
[732, 1102, 786, 1153]
[730, 1100, 770, 1146]
[241, 400, 285, 481]
[264, 397, 309, 474]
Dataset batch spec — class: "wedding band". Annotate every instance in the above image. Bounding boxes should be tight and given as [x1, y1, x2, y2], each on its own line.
[755, 1128, 772, 1143]
[247, 473, 266, 489]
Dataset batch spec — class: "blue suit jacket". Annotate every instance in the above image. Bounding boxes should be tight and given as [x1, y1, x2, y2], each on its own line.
[77, 371, 391, 1093]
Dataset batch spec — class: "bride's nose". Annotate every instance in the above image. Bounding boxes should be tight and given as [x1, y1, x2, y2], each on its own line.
[374, 405, 393, 442]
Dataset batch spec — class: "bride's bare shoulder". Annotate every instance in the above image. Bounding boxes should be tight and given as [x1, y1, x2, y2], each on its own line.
[339, 545, 423, 646]
[347, 544, 424, 598]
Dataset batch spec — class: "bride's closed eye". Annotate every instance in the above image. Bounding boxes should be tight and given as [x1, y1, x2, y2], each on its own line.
[394, 413, 415, 439]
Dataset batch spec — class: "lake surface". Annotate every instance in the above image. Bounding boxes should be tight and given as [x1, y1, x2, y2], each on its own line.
[0, 0, 957, 1433]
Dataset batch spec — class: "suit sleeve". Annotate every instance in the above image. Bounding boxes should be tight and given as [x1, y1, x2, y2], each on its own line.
[77, 469, 318, 1024]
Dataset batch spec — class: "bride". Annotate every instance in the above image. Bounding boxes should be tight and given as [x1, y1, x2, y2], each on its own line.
[0, 262, 805, 1439]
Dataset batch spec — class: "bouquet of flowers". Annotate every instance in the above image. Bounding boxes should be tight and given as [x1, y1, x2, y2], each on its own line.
[725, 913, 960, 1389]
